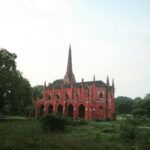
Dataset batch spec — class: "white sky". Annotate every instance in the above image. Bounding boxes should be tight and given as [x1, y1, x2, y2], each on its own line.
[0, 0, 150, 98]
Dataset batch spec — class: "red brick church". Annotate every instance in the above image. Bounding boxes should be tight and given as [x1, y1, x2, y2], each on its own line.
[35, 45, 115, 120]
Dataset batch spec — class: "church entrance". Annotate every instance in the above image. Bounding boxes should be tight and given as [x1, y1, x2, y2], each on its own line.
[68, 105, 74, 117]
[78, 104, 85, 118]
[48, 105, 53, 114]
[39, 105, 44, 116]
[58, 105, 63, 115]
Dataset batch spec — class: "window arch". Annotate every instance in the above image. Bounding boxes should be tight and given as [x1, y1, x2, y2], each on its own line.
[65, 93, 69, 100]
[55, 94, 60, 99]
[58, 105, 63, 115]
[48, 94, 51, 99]
[68, 105, 74, 117]
[99, 92, 103, 98]
[99, 105, 103, 112]
[78, 104, 85, 118]
[75, 92, 79, 99]
[48, 105, 53, 113]
[99, 106, 103, 109]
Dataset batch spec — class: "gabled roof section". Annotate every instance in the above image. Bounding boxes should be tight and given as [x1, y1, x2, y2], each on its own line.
[48, 80, 109, 89]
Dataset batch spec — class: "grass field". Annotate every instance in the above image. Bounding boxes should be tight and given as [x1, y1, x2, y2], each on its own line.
[0, 118, 150, 150]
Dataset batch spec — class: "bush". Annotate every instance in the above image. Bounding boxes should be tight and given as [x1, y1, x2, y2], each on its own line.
[0, 109, 6, 119]
[136, 130, 150, 150]
[65, 117, 88, 126]
[119, 117, 139, 140]
[132, 108, 148, 118]
[39, 113, 66, 131]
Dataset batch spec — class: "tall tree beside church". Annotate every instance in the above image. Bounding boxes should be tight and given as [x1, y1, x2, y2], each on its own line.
[32, 85, 43, 100]
[115, 96, 133, 114]
[132, 94, 150, 118]
[0, 48, 32, 115]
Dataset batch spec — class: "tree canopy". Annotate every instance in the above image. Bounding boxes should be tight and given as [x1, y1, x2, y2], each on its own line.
[32, 85, 43, 100]
[0, 48, 32, 116]
[115, 94, 150, 119]
[132, 94, 150, 118]
[115, 96, 133, 114]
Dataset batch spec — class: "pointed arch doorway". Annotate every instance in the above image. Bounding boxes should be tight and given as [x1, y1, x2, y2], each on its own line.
[78, 104, 85, 118]
[58, 105, 63, 115]
[48, 105, 53, 114]
[68, 105, 74, 117]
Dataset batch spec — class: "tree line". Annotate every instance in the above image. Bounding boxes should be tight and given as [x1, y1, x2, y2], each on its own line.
[115, 95, 150, 118]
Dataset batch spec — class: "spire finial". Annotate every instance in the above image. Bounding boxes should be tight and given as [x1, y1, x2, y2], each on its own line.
[63, 44, 76, 84]
[82, 78, 84, 86]
[44, 81, 46, 90]
[93, 75, 95, 82]
[67, 44, 72, 73]
[112, 79, 115, 88]
[106, 76, 109, 86]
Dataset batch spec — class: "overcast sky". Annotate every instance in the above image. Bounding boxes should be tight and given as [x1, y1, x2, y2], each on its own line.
[0, 0, 150, 98]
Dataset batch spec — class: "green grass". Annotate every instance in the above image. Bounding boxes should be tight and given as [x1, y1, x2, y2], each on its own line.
[0, 118, 150, 150]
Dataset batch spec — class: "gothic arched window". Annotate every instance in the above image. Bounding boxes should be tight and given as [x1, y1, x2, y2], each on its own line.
[56, 94, 60, 99]
[48, 94, 51, 99]
[65, 93, 69, 100]
[99, 93, 103, 98]
[75, 92, 79, 99]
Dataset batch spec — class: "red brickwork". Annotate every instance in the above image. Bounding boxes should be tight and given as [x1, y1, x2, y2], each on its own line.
[34, 46, 115, 120]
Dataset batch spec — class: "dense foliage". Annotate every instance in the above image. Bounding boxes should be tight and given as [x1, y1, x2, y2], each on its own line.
[132, 94, 150, 118]
[115, 95, 150, 119]
[115, 96, 133, 114]
[32, 85, 43, 100]
[48, 79, 63, 88]
[119, 116, 139, 140]
[0, 49, 32, 116]
[39, 113, 66, 131]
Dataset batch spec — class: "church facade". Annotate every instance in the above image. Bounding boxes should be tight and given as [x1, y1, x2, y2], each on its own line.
[35, 45, 115, 120]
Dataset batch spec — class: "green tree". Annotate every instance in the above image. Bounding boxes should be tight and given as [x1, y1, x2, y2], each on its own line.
[0, 49, 17, 113]
[115, 96, 133, 114]
[32, 85, 43, 100]
[143, 94, 150, 118]
[0, 48, 32, 116]
[47, 79, 63, 88]
[132, 94, 150, 118]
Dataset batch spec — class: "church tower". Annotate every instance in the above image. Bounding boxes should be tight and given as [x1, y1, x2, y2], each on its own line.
[63, 45, 76, 84]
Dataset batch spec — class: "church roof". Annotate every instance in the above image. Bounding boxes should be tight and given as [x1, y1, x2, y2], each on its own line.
[48, 80, 109, 89]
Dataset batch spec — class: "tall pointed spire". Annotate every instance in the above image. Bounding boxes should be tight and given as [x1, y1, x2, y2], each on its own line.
[63, 44, 76, 84]
[106, 76, 109, 86]
[67, 44, 73, 74]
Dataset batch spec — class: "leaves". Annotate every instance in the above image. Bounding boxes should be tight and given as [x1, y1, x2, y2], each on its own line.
[0, 48, 32, 116]
[115, 96, 133, 114]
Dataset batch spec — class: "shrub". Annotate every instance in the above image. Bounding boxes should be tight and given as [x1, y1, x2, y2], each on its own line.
[136, 130, 150, 150]
[65, 117, 88, 126]
[0, 109, 6, 119]
[132, 108, 148, 118]
[39, 113, 66, 131]
[119, 117, 139, 140]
